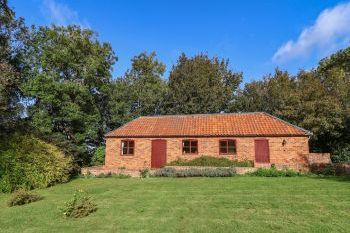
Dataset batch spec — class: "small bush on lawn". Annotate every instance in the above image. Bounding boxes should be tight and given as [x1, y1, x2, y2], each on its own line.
[153, 167, 235, 177]
[249, 167, 301, 177]
[61, 190, 97, 218]
[167, 156, 253, 167]
[7, 189, 43, 207]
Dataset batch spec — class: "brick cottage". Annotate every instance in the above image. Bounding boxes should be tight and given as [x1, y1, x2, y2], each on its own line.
[103, 112, 324, 172]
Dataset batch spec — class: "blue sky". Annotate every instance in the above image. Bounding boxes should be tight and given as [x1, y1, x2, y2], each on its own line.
[10, 0, 350, 83]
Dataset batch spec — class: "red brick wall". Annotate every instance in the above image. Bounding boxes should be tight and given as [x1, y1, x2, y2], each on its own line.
[105, 136, 310, 170]
[306, 153, 331, 164]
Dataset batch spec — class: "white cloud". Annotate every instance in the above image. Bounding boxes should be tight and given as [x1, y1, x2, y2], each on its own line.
[41, 0, 89, 27]
[273, 2, 350, 63]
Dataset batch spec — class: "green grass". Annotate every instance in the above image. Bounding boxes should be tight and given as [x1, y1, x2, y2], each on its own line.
[0, 177, 349, 233]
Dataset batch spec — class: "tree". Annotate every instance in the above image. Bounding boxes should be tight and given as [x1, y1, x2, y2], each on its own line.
[296, 70, 344, 152]
[108, 52, 167, 129]
[22, 25, 116, 164]
[232, 69, 299, 124]
[264, 70, 300, 123]
[233, 67, 345, 153]
[107, 78, 134, 129]
[316, 48, 350, 159]
[166, 53, 242, 114]
[124, 52, 167, 117]
[0, 0, 27, 133]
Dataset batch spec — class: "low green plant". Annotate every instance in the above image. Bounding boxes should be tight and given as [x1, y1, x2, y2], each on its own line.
[61, 190, 97, 218]
[153, 167, 235, 177]
[167, 156, 253, 167]
[7, 189, 43, 207]
[139, 168, 150, 178]
[249, 167, 301, 177]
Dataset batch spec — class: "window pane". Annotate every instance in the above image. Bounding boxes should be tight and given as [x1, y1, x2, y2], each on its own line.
[220, 146, 227, 154]
[191, 140, 198, 148]
[191, 140, 198, 153]
[128, 148, 134, 155]
[183, 140, 190, 147]
[220, 140, 227, 148]
[228, 140, 235, 147]
[128, 141, 134, 148]
[227, 140, 236, 153]
[183, 147, 190, 153]
[227, 147, 236, 153]
[122, 147, 128, 155]
[190, 146, 197, 153]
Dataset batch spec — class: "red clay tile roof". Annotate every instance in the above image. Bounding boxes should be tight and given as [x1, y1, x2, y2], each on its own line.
[105, 112, 311, 138]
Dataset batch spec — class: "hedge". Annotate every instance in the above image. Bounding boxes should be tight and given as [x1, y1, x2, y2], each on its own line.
[167, 156, 253, 167]
[0, 134, 74, 192]
[153, 167, 236, 177]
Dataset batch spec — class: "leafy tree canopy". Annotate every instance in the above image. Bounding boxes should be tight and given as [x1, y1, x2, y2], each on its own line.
[108, 52, 167, 129]
[166, 53, 242, 114]
[22, 25, 116, 164]
[0, 0, 27, 133]
[233, 68, 345, 154]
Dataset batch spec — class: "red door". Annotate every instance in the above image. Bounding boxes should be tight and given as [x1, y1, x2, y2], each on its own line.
[255, 139, 270, 163]
[151, 140, 167, 168]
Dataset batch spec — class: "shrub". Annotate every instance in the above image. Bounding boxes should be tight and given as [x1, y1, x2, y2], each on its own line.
[331, 144, 350, 163]
[0, 134, 74, 193]
[91, 145, 105, 166]
[309, 163, 349, 176]
[61, 190, 97, 218]
[7, 189, 43, 207]
[139, 168, 150, 178]
[153, 167, 235, 177]
[167, 156, 253, 167]
[249, 167, 301, 177]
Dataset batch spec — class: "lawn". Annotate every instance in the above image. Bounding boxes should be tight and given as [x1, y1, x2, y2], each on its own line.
[0, 177, 349, 233]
